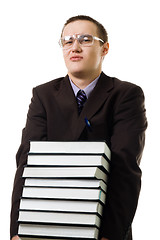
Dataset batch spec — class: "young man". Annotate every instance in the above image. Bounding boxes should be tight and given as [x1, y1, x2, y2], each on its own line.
[10, 15, 147, 240]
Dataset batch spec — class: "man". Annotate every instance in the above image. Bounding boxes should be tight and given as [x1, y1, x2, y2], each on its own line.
[10, 15, 147, 240]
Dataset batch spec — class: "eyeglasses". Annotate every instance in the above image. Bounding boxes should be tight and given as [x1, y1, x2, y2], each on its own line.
[59, 34, 104, 49]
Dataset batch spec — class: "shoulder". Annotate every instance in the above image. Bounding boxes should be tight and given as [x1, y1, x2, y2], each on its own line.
[113, 78, 144, 102]
[102, 72, 144, 96]
[114, 77, 142, 91]
[34, 76, 66, 94]
[99, 73, 146, 112]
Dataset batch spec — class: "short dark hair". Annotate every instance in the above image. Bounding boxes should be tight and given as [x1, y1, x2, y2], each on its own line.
[61, 15, 108, 44]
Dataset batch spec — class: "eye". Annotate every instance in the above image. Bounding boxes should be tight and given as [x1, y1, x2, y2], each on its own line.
[79, 35, 93, 44]
[63, 36, 74, 46]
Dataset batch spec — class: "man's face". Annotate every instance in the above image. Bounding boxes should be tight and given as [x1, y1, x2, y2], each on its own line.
[62, 20, 108, 79]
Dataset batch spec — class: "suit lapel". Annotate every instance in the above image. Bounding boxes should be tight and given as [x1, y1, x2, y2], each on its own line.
[73, 72, 114, 139]
[53, 73, 114, 140]
[53, 75, 79, 140]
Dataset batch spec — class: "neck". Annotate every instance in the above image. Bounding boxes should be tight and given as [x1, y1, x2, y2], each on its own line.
[68, 70, 102, 89]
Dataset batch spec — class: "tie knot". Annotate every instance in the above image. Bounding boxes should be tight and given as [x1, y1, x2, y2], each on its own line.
[76, 90, 87, 114]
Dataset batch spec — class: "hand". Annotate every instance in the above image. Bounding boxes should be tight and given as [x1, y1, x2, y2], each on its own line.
[12, 236, 20, 240]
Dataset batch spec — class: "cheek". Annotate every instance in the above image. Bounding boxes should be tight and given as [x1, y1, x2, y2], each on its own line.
[63, 53, 70, 66]
[86, 50, 102, 66]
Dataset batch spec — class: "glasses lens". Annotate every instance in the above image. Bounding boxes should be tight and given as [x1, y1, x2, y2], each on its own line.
[61, 36, 74, 48]
[60, 34, 94, 49]
[78, 34, 94, 46]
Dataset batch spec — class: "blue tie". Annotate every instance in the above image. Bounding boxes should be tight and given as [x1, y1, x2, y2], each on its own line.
[76, 90, 87, 114]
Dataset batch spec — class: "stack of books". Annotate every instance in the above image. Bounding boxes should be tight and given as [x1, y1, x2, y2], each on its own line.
[18, 141, 111, 240]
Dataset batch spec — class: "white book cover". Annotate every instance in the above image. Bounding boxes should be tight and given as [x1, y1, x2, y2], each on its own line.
[22, 187, 106, 204]
[22, 167, 107, 182]
[18, 224, 99, 239]
[20, 238, 79, 240]
[27, 154, 110, 172]
[20, 238, 71, 240]
[24, 179, 107, 193]
[18, 210, 101, 227]
[19, 198, 104, 216]
[29, 141, 111, 160]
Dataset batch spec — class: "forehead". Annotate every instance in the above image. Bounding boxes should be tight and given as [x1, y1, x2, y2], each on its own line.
[62, 20, 98, 37]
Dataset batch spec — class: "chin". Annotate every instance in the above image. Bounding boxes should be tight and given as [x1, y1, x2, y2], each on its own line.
[69, 67, 85, 75]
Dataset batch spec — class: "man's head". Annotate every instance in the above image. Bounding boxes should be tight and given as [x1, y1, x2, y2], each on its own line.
[61, 15, 108, 44]
[60, 15, 109, 81]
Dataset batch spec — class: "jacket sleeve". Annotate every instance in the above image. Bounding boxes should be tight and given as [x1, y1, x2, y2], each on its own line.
[99, 84, 147, 240]
[10, 87, 47, 239]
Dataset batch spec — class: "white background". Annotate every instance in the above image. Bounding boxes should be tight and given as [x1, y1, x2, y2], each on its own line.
[0, 0, 159, 239]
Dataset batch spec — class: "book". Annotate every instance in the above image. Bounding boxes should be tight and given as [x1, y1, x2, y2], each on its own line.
[22, 187, 106, 204]
[19, 238, 85, 240]
[19, 238, 76, 240]
[24, 179, 107, 192]
[29, 141, 111, 160]
[27, 154, 110, 172]
[18, 224, 99, 239]
[22, 167, 107, 182]
[18, 141, 111, 240]
[18, 210, 101, 227]
[19, 198, 104, 216]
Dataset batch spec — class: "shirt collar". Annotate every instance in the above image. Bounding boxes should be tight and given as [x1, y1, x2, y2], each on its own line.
[69, 74, 101, 98]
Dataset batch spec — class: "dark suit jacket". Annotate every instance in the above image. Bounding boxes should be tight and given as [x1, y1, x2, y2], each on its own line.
[10, 72, 147, 240]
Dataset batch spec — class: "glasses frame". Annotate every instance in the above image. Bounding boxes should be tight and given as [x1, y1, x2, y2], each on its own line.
[59, 34, 104, 49]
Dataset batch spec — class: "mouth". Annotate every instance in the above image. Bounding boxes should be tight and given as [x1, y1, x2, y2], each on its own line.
[70, 56, 83, 61]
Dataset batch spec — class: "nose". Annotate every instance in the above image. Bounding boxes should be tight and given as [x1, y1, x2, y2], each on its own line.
[70, 39, 82, 52]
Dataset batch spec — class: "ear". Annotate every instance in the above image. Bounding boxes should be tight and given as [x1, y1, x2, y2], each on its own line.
[101, 42, 109, 57]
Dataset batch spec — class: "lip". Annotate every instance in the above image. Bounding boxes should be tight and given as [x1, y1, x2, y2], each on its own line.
[70, 56, 83, 61]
